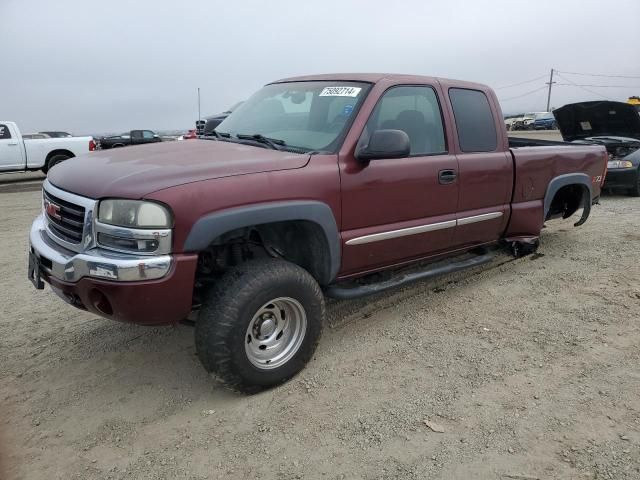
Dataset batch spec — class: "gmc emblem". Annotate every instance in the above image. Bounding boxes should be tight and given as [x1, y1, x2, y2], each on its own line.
[45, 200, 62, 220]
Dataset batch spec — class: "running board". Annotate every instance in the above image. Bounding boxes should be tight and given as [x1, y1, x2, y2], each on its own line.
[324, 253, 493, 300]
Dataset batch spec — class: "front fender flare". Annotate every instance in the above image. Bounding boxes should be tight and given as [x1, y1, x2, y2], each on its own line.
[183, 201, 341, 283]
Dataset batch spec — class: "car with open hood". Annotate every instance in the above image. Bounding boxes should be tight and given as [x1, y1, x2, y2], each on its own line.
[554, 100, 640, 196]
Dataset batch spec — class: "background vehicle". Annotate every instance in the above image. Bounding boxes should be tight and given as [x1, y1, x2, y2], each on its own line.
[39, 131, 73, 138]
[0, 121, 95, 173]
[195, 102, 243, 135]
[98, 130, 162, 149]
[30, 74, 607, 392]
[181, 129, 197, 140]
[628, 96, 640, 113]
[555, 100, 640, 196]
[504, 116, 519, 131]
[533, 112, 556, 130]
[512, 112, 546, 130]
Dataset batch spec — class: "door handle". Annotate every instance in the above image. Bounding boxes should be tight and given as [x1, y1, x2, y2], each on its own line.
[438, 169, 457, 184]
[7, 142, 18, 146]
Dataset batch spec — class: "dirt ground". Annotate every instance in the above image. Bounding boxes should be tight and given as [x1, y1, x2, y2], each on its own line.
[1, 177, 639, 480]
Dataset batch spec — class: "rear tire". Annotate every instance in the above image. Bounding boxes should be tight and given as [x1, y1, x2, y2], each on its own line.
[195, 259, 324, 393]
[43, 154, 71, 174]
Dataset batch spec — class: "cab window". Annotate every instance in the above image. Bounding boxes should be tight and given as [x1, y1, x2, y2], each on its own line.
[363, 86, 446, 156]
[448, 88, 497, 152]
[0, 124, 11, 139]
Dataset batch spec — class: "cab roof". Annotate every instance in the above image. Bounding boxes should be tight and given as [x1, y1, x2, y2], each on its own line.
[271, 73, 489, 91]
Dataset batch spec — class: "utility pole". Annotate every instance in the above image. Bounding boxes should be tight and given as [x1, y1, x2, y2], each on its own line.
[197, 87, 201, 123]
[545, 69, 555, 111]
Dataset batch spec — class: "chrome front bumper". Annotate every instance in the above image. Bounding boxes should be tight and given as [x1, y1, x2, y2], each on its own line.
[29, 214, 172, 283]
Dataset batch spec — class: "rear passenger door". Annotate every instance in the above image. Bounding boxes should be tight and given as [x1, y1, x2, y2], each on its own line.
[446, 88, 512, 247]
[339, 85, 460, 275]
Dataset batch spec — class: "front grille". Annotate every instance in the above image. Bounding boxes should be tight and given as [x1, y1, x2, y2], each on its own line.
[44, 190, 85, 244]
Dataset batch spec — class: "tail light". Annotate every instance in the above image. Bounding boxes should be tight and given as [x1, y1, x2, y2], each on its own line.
[89, 139, 96, 151]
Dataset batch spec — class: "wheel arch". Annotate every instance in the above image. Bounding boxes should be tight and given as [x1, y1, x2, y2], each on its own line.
[184, 201, 341, 284]
[45, 149, 74, 163]
[544, 173, 592, 226]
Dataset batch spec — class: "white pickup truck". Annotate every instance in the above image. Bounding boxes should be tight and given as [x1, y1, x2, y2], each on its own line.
[0, 121, 96, 174]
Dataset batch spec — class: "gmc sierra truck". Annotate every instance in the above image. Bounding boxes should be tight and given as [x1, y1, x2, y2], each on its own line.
[28, 74, 607, 392]
[0, 121, 95, 173]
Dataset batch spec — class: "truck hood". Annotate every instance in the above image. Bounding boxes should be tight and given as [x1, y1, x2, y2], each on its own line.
[47, 139, 310, 199]
[554, 101, 640, 142]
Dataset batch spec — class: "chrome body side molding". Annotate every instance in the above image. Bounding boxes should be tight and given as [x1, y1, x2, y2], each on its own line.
[345, 211, 503, 246]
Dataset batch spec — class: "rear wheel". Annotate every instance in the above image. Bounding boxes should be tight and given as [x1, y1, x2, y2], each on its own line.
[195, 259, 324, 393]
[42, 154, 71, 174]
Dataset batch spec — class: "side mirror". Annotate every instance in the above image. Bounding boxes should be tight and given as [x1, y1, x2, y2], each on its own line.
[356, 129, 410, 161]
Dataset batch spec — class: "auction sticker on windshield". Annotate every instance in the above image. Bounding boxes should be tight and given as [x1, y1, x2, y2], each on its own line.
[319, 86, 362, 97]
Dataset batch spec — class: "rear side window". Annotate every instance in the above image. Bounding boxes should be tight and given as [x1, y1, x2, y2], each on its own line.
[448, 88, 497, 152]
[0, 124, 11, 139]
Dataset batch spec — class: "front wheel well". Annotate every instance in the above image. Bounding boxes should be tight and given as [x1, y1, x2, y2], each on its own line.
[195, 220, 333, 286]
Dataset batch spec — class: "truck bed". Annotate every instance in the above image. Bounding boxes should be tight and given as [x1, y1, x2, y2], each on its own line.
[505, 142, 607, 240]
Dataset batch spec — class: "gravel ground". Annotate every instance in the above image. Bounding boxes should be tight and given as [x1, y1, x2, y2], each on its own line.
[1, 182, 639, 480]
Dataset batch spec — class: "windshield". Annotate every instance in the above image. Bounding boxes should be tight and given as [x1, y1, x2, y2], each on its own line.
[215, 81, 371, 152]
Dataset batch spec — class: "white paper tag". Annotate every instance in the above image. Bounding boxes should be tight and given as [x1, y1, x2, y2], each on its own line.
[319, 86, 362, 97]
[580, 121, 592, 130]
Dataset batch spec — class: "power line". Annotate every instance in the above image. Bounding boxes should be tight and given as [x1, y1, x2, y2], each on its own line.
[499, 85, 548, 102]
[495, 69, 639, 105]
[557, 70, 640, 80]
[555, 73, 616, 101]
[555, 83, 640, 88]
[494, 74, 548, 90]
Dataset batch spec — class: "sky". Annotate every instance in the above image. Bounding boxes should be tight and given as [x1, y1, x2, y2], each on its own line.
[1, 0, 639, 134]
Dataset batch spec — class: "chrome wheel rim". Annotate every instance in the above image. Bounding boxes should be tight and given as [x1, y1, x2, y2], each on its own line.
[245, 297, 307, 370]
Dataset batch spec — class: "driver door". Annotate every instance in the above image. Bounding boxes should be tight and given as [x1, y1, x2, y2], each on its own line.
[339, 85, 459, 275]
[0, 123, 24, 171]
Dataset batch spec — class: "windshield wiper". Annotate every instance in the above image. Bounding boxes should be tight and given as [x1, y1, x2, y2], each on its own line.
[236, 133, 286, 150]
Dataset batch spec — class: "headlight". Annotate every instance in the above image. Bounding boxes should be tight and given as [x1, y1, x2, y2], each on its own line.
[607, 160, 633, 169]
[98, 200, 172, 228]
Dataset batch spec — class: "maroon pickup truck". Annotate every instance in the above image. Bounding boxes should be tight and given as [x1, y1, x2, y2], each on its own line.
[28, 74, 607, 392]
